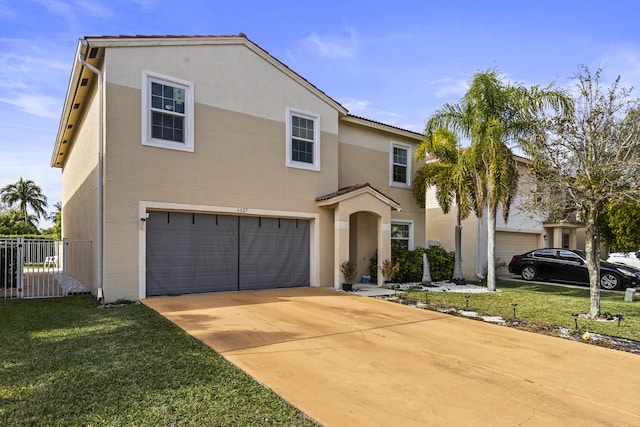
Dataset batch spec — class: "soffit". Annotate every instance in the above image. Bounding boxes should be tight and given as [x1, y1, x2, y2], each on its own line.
[51, 41, 103, 168]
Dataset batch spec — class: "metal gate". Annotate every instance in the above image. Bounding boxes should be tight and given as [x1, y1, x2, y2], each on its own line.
[1, 238, 92, 299]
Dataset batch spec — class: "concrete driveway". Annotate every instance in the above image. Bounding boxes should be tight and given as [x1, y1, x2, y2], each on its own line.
[143, 287, 640, 426]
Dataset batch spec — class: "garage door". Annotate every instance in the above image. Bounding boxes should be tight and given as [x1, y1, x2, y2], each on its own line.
[495, 231, 539, 267]
[146, 212, 310, 296]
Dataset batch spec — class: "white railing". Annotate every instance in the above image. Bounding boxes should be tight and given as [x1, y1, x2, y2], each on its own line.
[0, 238, 92, 299]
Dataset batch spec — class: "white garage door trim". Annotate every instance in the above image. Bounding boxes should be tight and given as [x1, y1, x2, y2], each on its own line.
[138, 201, 320, 299]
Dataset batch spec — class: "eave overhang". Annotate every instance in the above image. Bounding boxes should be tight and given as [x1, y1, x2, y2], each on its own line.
[51, 39, 104, 168]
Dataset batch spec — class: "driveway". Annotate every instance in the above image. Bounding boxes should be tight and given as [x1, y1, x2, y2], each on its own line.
[143, 288, 640, 426]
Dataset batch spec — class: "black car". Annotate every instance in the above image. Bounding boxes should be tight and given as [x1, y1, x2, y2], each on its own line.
[508, 248, 640, 290]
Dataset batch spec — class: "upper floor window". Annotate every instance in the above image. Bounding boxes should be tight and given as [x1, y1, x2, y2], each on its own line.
[142, 70, 194, 152]
[390, 142, 411, 187]
[391, 220, 414, 250]
[286, 107, 320, 171]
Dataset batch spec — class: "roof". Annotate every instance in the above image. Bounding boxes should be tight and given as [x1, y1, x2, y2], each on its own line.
[316, 183, 401, 211]
[342, 114, 423, 142]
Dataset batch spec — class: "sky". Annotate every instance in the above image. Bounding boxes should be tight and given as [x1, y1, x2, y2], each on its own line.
[1, 0, 640, 228]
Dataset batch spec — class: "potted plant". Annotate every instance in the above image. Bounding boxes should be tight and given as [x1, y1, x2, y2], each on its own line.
[340, 260, 358, 291]
[380, 258, 400, 283]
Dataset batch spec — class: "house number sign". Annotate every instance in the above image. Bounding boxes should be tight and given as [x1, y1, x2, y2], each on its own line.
[237, 207, 249, 213]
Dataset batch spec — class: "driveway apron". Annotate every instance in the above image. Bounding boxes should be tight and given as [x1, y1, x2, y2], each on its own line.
[143, 287, 640, 426]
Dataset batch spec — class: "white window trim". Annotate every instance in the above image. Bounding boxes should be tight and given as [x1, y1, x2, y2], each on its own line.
[391, 220, 414, 250]
[142, 70, 195, 152]
[286, 107, 321, 171]
[389, 141, 412, 188]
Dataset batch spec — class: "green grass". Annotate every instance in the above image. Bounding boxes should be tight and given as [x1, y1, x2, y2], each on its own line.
[403, 280, 640, 341]
[0, 296, 318, 426]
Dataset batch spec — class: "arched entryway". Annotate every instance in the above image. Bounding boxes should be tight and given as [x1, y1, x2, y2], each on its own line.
[316, 183, 401, 288]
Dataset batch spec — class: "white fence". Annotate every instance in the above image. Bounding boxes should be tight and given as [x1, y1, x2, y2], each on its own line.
[0, 238, 92, 299]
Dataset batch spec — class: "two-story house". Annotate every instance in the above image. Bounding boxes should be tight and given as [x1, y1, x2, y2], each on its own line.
[424, 155, 586, 279]
[51, 35, 425, 302]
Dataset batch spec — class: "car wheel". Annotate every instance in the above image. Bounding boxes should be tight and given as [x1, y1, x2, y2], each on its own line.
[521, 265, 537, 281]
[600, 273, 620, 290]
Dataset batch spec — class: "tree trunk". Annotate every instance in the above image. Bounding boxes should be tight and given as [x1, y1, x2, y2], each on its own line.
[486, 206, 497, 291]
[452, 207, 464, 282]
[422, 252, 432, 285]
[584, 208, 601, 316]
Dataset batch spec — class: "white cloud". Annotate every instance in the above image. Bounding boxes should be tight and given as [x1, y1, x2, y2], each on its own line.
[598, 45, 640, 90]
[432, 78, 468, 99]
[0, 93, 61, 118]
[306, 32, 355, 59]
[76, 0, 113, 18]
[339, 97, 370, 113]
[33, 0, 74, 19]
[289, 29, 359, 63]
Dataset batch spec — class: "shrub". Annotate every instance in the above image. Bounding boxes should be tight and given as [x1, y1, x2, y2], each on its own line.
[380, 259, 400, 282]
[425, 246, 455, 281]
[369, 246, 455, 283]
[393, 246, 455, 282]
[339, 260, 358, 284]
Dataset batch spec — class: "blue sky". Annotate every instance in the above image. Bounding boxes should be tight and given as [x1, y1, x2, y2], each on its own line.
[2, 0, 640, 227]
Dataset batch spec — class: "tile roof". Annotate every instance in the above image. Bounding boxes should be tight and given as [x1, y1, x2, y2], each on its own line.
[316, 182, 399, 207]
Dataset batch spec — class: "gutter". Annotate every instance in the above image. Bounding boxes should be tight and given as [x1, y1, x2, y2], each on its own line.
[78, 39, 104, 302]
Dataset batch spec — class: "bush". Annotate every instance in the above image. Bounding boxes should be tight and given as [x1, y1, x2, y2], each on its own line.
[369, 246, 455, 283]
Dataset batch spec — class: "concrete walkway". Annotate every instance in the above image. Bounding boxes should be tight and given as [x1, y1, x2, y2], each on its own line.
[143, 287, 640, 426]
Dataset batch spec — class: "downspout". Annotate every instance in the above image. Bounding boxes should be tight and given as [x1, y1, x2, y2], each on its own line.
[78, 39, 104, 302]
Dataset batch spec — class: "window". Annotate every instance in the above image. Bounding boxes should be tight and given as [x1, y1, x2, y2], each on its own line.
[533, 249, 556, 259]
[391, 221, 413, 250]
[559, 250, 583, 263]
[286, 108, 320, 171]
[142, 71, 194, 152]
[390, 142, 411, 187]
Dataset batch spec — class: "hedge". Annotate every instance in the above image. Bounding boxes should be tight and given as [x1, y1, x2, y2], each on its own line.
[369, 246, 455, 283]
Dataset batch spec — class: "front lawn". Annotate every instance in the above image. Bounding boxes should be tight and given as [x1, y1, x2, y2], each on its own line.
[0, 296, 317, 426]
[402, 280, 640, 342]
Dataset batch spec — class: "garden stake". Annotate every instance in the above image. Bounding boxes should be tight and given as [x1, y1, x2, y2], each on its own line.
[572, 313, 579, 330]
[511, 303, 517, 318]
[465, 294, 470, 310]
[615, 314, 624, 327]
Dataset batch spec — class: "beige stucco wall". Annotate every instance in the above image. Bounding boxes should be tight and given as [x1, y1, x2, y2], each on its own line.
[350, 212, 379, 279]
[104, 43, 340, 135]
[102, 87, 340, 300]
[425, 204, 482, 280]
[338, 121, 425, 248]
[94, 43, 344, 300]
[60, 81, 100, 294]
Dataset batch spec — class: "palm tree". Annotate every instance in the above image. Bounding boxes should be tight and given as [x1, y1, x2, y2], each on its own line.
[0, 177, 48, 226]
[413, 127, 472, 283]
[427, 69, 571, 291]
[48, 201, 62, 221]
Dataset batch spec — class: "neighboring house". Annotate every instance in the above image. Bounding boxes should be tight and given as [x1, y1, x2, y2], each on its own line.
[424, 155, 586, 279]
[51, 35, 425, 302]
